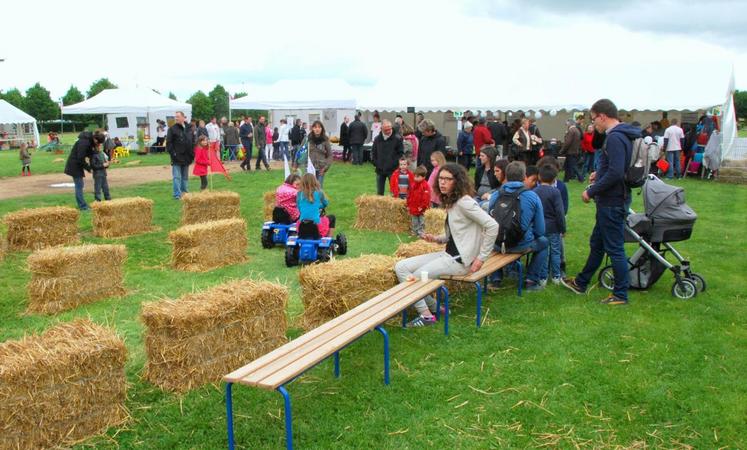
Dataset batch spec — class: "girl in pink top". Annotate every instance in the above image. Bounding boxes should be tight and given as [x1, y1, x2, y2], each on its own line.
[193, 135, 210, 191]
[428, 151, 446, 207]
[274, 174, 302, 223]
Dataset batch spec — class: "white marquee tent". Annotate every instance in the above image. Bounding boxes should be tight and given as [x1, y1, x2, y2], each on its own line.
[0, 99, 39, 148]
[62, 87, 192, 141]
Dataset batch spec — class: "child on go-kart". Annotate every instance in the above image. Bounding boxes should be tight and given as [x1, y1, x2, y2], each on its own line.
[296, 173, 336, 238]
[274, 174, 301, 224]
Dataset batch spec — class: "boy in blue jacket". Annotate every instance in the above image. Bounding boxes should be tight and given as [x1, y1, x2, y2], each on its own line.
[533, 164, 566, 284]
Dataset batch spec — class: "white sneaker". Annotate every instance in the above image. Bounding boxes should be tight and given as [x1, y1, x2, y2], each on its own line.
[552, 277, 562, 285]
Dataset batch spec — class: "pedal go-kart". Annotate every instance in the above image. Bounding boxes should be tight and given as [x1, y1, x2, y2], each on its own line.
[285, 220, 347, 267]
[261, 221, 297, 248]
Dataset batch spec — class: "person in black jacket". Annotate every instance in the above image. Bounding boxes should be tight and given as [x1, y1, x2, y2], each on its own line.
[347, 113, 368, 165]
[64, 130, 105, 210]
[371, 120, 404, 195]
[473, 146, 500, 202]
[339, 116, 350, 162]
[166, 111, 194, 199]
[289, 118, 306, 166]
[486, 114, 507, 156]
[239, 116, 254, 171]
[417, 119, 446, 177]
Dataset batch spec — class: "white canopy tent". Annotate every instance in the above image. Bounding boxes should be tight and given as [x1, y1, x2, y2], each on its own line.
[62, 87, 192, 141]
[0, 99, 39, 148]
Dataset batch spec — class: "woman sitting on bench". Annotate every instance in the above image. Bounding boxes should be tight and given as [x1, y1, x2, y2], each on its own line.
[273, 174, 301, 224]
[395, 163, 498, 328]
[296, 173, 336, 238]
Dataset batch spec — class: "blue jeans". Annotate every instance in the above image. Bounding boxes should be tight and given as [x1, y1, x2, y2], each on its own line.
[171, 164, 189, 199]
[279, 141, 289, 160]
[350, 144, 363, 165]
[544, 233, 562, 280]
[576, 206, 628, 300]
[582, 152, 595, 178]
[316, 172, 325, 188]
[72, 176, 88, 210]
[666, 150, 681, 178]
[510, 236, 549, 283]
[593, 150, 602, 171]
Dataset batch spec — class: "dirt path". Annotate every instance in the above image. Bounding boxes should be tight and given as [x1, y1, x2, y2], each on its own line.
[0, 161, 285, 200]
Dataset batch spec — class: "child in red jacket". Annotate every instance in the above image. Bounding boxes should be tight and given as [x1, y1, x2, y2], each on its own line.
[390, 157, 415, 199]
[193, 135, 210, 190]
[407, 165, 431, 236]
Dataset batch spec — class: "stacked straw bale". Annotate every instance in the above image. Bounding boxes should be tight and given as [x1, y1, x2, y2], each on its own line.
[354, 195, 409, 233]
[263, 191, 276, 220]
[0, 319, 128, 449]
[141, 279, 288, 392]
[299, 254, 399, 329]
[27, 244, 127, 314]
[424, 208, 447, 235]
[394, 240, 445, 258]
[3, 206, 79, 251]
[91, 197, 155, 238]
[169, 218, 247, 272]
[181, 191, 241, 225]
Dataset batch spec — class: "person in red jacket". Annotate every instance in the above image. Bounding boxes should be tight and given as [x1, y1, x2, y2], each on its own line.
[472, 117, 495, 169]
[407, 165, 431, 236]
[580, 124, 595, 179]
[390, 157, 415, 199]
[193, 135, 210, 190]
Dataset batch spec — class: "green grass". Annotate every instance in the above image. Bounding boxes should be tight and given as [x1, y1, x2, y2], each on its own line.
[1, 165, 746, 449]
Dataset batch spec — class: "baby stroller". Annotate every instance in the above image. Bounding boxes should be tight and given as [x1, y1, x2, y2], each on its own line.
[599, 175, 705, 299]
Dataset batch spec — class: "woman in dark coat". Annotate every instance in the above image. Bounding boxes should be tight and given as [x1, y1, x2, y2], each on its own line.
[64, 130, 105, 210]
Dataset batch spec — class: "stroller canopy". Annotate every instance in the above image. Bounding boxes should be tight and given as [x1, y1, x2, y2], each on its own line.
[642, 175, 697, 223]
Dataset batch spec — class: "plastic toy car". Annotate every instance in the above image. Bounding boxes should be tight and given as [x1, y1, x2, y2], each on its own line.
[285, 221, 347, 267]
[261, 221, 297, 249]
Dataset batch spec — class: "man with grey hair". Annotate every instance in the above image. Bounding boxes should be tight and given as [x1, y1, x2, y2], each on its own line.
[371, 119, 404, 195]
[417, 119, 446, 177]
[561, 118, 583, 182]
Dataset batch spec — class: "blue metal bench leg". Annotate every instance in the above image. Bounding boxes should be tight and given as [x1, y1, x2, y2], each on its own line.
[277, 385, 293, 450]
[440, 286, 450, 336]
[475, 280, 483, 328]
[401, 309, 407, 328]
[517, 259, 524, 297]
[334, 351, 340, 378]
[374, 326, 390, 385]
[435, 291, 441, 321]
[226, 383, 235, 450]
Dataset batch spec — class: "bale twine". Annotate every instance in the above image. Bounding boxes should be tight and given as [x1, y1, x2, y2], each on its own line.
[181, 191, 241, 225]
[0, 319, 128, 449]
[263, 191, 276, 220]
[353, 195, 409, 233]
[141, 279, 288, 392]
[169, 218, 247, 272]
[91, 197, 155, 238]
[299, 254, 399, 330]
[424, 208, 447, 235]
[3, 206, 79, 251]
[27, 244, 127, 314]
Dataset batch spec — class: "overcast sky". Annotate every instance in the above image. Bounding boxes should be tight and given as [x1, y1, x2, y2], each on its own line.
[1, 0, 744, 110]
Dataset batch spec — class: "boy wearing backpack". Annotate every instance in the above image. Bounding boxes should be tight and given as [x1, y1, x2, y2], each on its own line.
[488, 161, 547, 291]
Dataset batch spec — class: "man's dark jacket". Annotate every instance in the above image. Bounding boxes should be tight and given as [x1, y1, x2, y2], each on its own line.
[371, 133, 404, 175]
[166, 122, 194, 165]
[64, 131, 96, 178]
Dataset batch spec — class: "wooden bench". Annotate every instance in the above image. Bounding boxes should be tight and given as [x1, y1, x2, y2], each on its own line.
[223, 279, 448, 450]
[441, 252, 525, 327]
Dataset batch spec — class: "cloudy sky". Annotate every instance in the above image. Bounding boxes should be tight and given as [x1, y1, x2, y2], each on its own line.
[1, 0, 744, 110]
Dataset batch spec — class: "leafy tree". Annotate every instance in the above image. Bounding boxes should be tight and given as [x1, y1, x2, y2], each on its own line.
[62, 85, 84, 106]
[187, 91, 213, 121]
[233, 92, 247, 99]
[168, 92, 177, 101]
[0, 88, 25, 111]
[87, 78, 117, 98]
[734, 90, 746, 123]
[208, 84, 229, 119]
[25, 83, 59, 120]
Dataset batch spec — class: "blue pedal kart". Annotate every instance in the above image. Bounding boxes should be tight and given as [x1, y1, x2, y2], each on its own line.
[261, 221, 297, 248]
[285, 220, 347, 267]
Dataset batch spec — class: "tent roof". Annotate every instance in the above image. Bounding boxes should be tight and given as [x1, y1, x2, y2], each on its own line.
[230, 79, 356, 110]
[0, 99, 37, 125]
[62, 87, 192, 115]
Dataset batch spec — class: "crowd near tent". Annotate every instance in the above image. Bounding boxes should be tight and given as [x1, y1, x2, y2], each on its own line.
[62, 87, 192, 142]
[0, 99, 39, 148]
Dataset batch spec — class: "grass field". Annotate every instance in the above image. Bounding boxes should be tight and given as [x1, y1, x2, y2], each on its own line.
[1, 163, 746, 449]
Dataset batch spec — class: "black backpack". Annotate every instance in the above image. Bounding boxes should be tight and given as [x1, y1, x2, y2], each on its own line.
[490, 187, 526, 253]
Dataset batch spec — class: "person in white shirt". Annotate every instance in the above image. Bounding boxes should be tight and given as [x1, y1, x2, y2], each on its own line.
[278, 119, 291, 161]
[662, 118, 685, 179]
[205, 117, 222, 160]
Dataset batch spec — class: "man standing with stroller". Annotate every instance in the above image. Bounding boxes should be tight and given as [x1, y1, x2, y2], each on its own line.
[562, 99, 640, 305]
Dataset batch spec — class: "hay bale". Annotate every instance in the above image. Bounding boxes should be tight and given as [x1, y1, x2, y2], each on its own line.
[26, 244, 127, 314]
[300, 254, 399, 329]
[181, 191, 241, 225]
[394, 240, 445, 258]
[169, 218, 247, 272]
[91, 197, 155, 238]
[263, 191, 276, 220]
[353, 195, 409, 233]
[4, 206, 79, 251]
[0, 319, 128, 449]
[141, 279, 288, 392]
[424, 208, 447, 235]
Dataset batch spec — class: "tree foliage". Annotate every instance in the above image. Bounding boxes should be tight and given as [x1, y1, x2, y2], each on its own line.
[62, 85, 85, 106]
[0, 88, 26, 111]
[168, 92, 177, 101]
[187, 91, 213, 121]
[233, 92, 247, 99]
[87, 78, 117, 98]
[208, 84, 229, 119]
[25, 83, 59, 120]
[734, 90, 746, 123]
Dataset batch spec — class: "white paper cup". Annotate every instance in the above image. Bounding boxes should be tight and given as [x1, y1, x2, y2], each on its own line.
[421, 271, 429, 282]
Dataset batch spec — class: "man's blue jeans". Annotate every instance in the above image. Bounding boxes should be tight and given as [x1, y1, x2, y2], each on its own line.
[576, 206, 629, 300]
[72, 176, 88, 210]
[491, 236, 549, 284]
[279, 141, 289, 161]
[543, 233, 562, 280]
[350, 144, 363, 165]
[172, 164, 189, 199]
[666, 150, 681, 178]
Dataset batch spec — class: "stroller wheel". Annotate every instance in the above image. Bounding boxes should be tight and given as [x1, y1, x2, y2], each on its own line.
[598, 265, 614, 291]
[688, 273, 706, 293]
[671, 279, 697, 300]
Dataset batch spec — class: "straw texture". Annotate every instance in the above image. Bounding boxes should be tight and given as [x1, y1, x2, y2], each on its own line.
[181, 191, 241, 225]
[4, 206, 79, 251]
[91, 197, 155, 238]
[169, 218, 247, 272]
[353, 195, 409, 233]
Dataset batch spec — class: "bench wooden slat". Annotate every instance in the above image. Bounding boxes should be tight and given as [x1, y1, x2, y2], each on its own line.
[257, 281, 444, 389]
[224, 280, 443, 385]
[441, 252, 523, 283]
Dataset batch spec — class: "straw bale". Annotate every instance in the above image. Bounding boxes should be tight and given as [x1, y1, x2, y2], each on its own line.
[353, 195, 409, 233]
[424, 208, 447, 235]
[26, 244, 127, 314]
[299, 254, 399, 329]
[0, 319, 128, 449]
[91, 197, 155, 238]
[3, 206, 79, 251]
[181, 190, 241, 225]
[169, 218, 247, 272]
[263, 191, 276, 220]
[141, 279, 288, 392]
